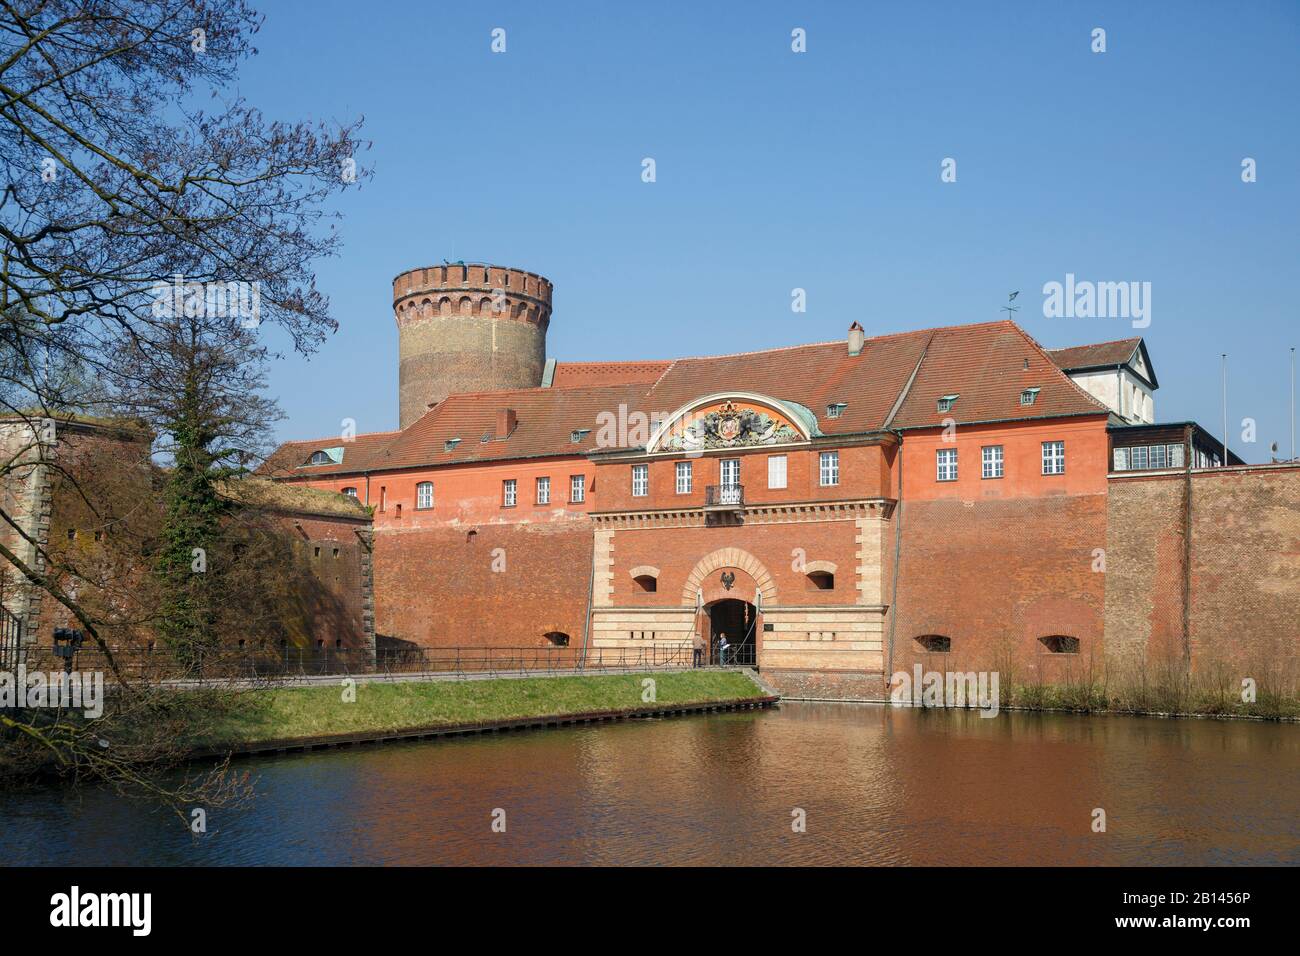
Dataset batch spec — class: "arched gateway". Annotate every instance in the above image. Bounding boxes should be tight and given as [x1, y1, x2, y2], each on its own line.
[586, 389, 894, 691]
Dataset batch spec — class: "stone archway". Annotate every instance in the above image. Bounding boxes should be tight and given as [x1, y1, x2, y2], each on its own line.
[680, 547, 778, 606]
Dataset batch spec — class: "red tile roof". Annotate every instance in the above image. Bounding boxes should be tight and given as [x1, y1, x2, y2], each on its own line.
[265, 319, 1113, 474]
[1047, 338, 1142, 371]
[891, 321, 1110, 429]
[548, 360, 672, 388]
[260, 430, 401, 478]
[640, 330, 932, 435]
[368, 383, 651, 470]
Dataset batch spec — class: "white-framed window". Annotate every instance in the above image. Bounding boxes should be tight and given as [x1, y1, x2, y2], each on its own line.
[308, 450, 332, 465]
[416, 481, 433, 509]
[981, 445, 1003, 479]
[570, 474, 585, 503]
[502, 479, 517, 507]
[720, 458, 740, 488]
[819, 450, 839, 486]
[536, 476, 550, 504]
[1020, 388, 1040, 406]
[1114, 443, 1184, 472]
[768, 454, 788, 489]
[631, 464, 648, 497]
[936, 448, 957, 482]
[341, 486, 358, 498]
[1042, 440, 1065, 475]
[675, 461, 692, 494]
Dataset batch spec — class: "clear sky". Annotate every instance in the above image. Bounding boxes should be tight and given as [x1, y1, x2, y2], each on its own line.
[240, 0, 1299, 462]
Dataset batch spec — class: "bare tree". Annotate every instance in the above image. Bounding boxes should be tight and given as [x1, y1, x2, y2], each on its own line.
[0, 0, 368, 807]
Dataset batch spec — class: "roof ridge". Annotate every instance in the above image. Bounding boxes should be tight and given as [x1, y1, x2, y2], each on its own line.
[662, 318, 1024, 366]
[1046, 336, 1142, 352]
[275, 430, 401, 447]
[433, 381, 651, 402]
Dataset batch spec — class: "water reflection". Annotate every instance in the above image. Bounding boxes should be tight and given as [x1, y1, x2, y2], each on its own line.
[1, 703, 1296, 865]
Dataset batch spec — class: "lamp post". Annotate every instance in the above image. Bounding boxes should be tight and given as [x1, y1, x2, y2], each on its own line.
[52, 627, 85, 675]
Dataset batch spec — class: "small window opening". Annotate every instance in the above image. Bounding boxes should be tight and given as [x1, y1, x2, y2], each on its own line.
[807, 570, 835, 590]
[1039, 635, 1080, 654]
[544, 631, 570, 647]
[915, 635, 951, 653]
[634, 575, 657, 593]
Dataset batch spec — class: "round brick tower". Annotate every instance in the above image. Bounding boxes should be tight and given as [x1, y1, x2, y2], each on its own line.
[392, 263, 552, 428]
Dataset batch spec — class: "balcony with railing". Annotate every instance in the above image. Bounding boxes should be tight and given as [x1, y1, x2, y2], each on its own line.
[704, 484, 744, 510]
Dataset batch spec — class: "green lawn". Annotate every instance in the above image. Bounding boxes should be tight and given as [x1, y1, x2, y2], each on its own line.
[193, 671, 769, 748]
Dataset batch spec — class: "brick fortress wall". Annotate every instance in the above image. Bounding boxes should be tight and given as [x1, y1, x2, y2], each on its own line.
[1105, 464, 1300, 680]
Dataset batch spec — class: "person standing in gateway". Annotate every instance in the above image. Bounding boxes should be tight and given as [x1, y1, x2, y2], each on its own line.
[693, 630, 705, 668]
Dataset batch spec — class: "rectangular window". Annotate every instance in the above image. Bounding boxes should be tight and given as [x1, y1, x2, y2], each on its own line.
[570, 474, 585, 503]
[631, 464, 648, 497]
[1042, 440, 1066, 475]
[416, 481, 433, 509]
[675, 461, 692, 494]
[1113, 447, 1129, 471]
[768, 454, 788, 489]
[1169, 443, 1185, 468]
[720, 458, 740, 488]
[936, 448, 957, 482]
[981, 445, 1004, 479]
[1149, 443, 1167, 470]
[536, 476, 550, 504]
[502, 479, 516, 507]
[819, 450, 839, 486]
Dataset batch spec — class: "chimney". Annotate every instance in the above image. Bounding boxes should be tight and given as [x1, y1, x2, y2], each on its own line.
[847, 321, 865, 356]
[495, 407, 517, 439]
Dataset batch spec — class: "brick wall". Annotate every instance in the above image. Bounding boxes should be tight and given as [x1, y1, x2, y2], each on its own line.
[1105, 464, 1300, 677]
[372, 519, 594, 653]
[888, 492, 1109, 683]
[1, 418, 376, 657]
[268, 512, 375, 652]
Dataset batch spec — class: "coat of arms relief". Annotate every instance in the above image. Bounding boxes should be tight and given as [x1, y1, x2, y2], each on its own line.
[660, 400, 801, 451]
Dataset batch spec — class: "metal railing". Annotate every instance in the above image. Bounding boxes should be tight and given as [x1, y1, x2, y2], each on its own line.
[11, 642, 715, 684]
[705, 484, 744, 508]
[0, 606, 21, 670]
[715, 641, 757, 667]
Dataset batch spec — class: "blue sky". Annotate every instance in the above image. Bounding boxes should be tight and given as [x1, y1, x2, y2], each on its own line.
[242, 0, 1299, 462]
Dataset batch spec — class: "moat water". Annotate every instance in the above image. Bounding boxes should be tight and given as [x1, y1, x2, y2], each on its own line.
[2, 702, 1297, 865]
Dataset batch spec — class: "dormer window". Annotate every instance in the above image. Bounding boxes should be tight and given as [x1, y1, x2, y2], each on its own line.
[1020, 387, 1040, 406]
[444, 438, 461, 452]
[570, 428, 591, 443]
[825, 403, 847, 419]
[937, 394, 958, 413]
[308, 450, 332, 466]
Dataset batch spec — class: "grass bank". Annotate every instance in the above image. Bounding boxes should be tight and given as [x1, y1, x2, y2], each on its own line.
[1001, 681, 1300, 719]
[190, 670, 771, 749]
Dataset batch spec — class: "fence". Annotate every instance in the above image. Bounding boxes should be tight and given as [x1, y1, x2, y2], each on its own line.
[0, 606, 20, 670]
[10, 641, 739, 684]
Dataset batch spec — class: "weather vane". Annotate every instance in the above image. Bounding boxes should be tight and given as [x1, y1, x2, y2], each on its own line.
[1000, 290, 1020, 317]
